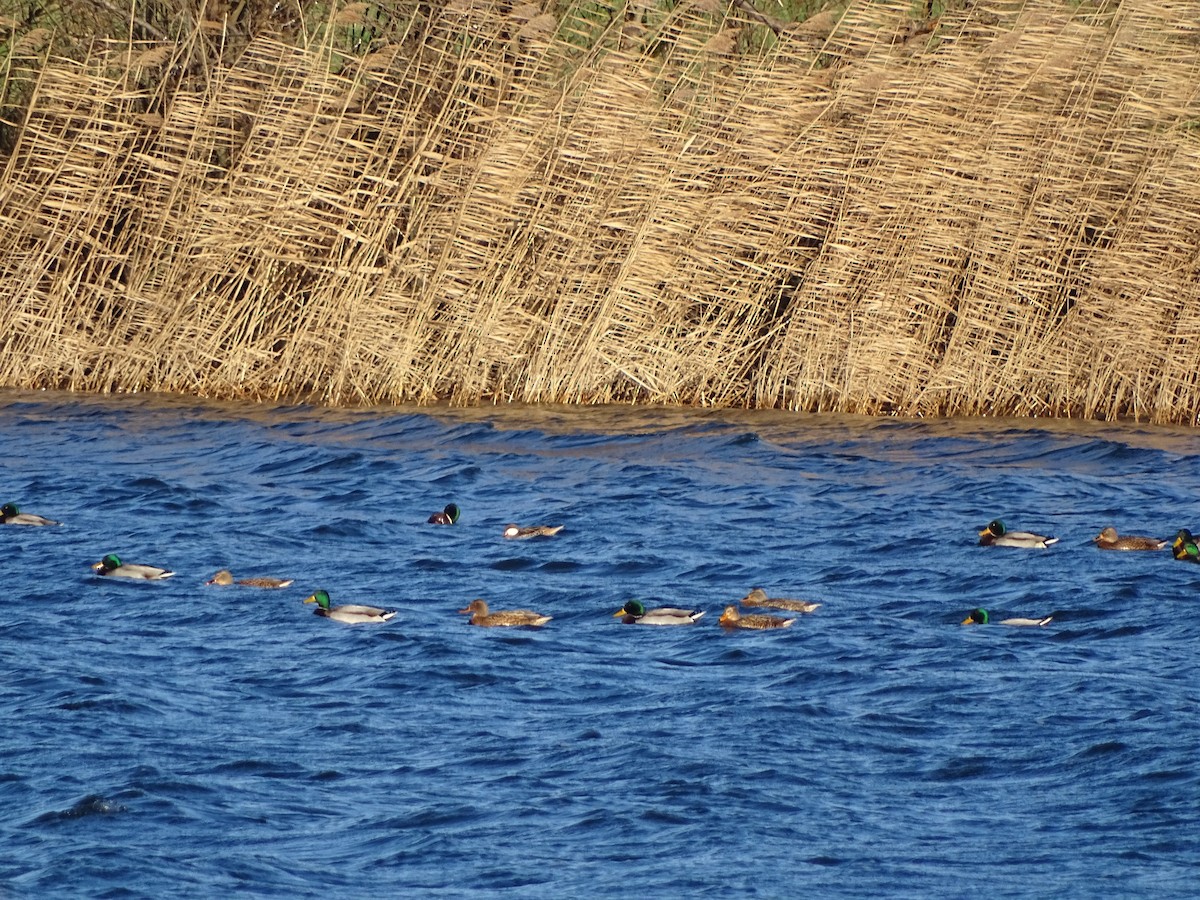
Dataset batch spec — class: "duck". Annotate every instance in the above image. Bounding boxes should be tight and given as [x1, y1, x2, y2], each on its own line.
[1172, 529, 1200, 563]
[740, 588, 820, 614]
[613, 599, 705, 625]
[502, 524, 564, 539]
[304, 589, 396, 624]
[458, 598, 551, 627]
[206, 569, 294, 588]
[977, 519, 1058, 548]
[961, 608, 1053, 627]
[1091, 527, 1167, 551]
[719, 605, 795, 630]
[428, 503, 460, 525]
[91, 553, 174, 580]
[1, 502, 60, 526]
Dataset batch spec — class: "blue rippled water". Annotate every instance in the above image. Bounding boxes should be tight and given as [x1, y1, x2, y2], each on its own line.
[2, 391, 1198, 897]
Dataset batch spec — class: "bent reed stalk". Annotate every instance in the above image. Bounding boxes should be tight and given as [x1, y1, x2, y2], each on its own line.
[1, 1, 1199, 422]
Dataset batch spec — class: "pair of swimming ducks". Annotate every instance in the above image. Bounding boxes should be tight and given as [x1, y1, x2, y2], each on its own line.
[979, 519, 1196, 557]
[86, 555, 296, 587]
[426, 503, 563, 539]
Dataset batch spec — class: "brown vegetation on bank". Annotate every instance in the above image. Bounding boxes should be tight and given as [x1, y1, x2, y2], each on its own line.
[0, 0, 1198, 422]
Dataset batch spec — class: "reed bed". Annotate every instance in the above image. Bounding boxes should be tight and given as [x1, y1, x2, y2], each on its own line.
[1, 0, 1198, 421]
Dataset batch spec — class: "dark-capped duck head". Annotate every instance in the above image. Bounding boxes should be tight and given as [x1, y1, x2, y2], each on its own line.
[614, 600, 646, 621]
[962, 608, 990, 625]
[1, 503, 19, 520]
[428, 503, 460, 524]
[1173, 529, 1199, 559]
[92, 554, 122, 573]
[304, 590, 332, 610]
[979, 520, 1006, 539]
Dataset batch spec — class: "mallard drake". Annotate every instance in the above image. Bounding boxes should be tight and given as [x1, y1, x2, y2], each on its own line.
[458, 598, 551, 627]
[1, 502, 60, 526]
[1172, 529, 1200, 563]
[428, 503, 460, 525]
[719, 605, 795, 630]
[502, 524, 564, 539]
[740, 588, 820, 614]
[961, 608, 1053, 627]
[977, 519, 1058, 548]
[1091, 527, 1167, 551]
[304, 589, 396, 624]
[91, 554, 174, 580]
[206, 569, 294, 588]
[613, 599, 705, 625]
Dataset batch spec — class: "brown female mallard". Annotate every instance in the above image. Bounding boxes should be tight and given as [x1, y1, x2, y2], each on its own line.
[719, 605, 795, 630]
[207, 569, 294, 588]
[502, 524, 564, 539]
[458, 598, 551, 627]
[1091, 527, 1167, 551]
[740, 588, 820, 614]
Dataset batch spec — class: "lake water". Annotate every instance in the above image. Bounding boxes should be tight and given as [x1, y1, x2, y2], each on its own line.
[2, 390, 1198, 897]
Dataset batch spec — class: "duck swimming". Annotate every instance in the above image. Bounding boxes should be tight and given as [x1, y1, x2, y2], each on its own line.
[740, 588, 820, 614]
[206, 569, 294, 588]
[304, 590, 396, 624]
[1, 503, 60, 526]
[961, 608, 1053, 627]
[613, 599, 705, 625]
[502, 524, 564, 539]
[1091, 527, 1167, 551]
[91, 554, 174, 580]
[1172, 529, 1200, 563]
[977, 520, 1058, 548]
[719, 605, 795, 630]
[428, 503, 460, 525]
[458, 598, 551, 627]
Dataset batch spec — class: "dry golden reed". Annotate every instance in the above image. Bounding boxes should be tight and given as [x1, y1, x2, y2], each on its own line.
[1, 1, 1200, 422]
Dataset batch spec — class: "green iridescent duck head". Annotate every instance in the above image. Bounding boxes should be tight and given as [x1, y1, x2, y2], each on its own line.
[1173, 529, 1199, 561]
[304, 590, 332, 610]
[613, 600, 647, 620]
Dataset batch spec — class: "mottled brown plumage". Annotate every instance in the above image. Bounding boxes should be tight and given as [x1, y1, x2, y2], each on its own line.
[740, 588, 820, 614]
[459, 598, 551, 627]
[207, 569, 294, 588]
[719, 605, 795, 630]
[502, 524, 564, 539]
[1091, 527, 1167, 551]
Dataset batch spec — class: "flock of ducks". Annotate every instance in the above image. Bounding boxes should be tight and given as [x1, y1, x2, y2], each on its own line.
[5, 500, 1198, 630]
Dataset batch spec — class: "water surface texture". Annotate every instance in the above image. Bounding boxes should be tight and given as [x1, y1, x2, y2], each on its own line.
[2, 392, 1198, 897]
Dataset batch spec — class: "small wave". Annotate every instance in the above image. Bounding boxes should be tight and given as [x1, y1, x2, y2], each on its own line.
[27, 794, 128, 825]
[489, 558, 536, 571]
[1073, 741, 1128, 758]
